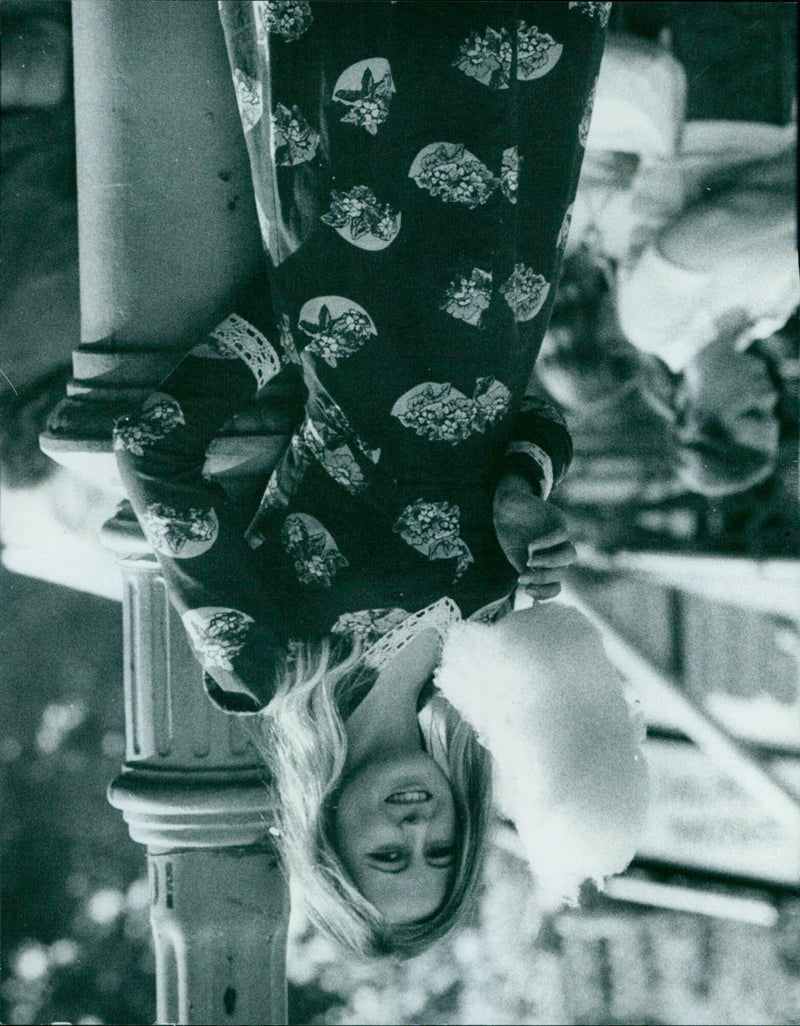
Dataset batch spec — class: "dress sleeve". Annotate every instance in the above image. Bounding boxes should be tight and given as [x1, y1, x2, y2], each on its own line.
[113, 289, 295, 712]
[499, 382, 573, 500]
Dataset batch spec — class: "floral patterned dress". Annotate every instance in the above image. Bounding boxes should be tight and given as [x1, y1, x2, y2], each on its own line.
[115, 1, 609, 711]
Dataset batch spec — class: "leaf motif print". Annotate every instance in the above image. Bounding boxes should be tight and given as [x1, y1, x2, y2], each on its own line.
[141, 503, 219, 559]
[316, 447, 367, 494]
[569, 1, 613, 27]
[278, 314, 302, 366]
[500, 264, 551, 322]
[441, 268, 493, 326]
[391, 378, 510, 444]
[409, 143, 499, 209]
[298, 297, 377, 367]
[333, 59, 395, 136]
[272, 103, 320, 166]
[321, 185, 401, 251]
[113, 393, 185, 457]
[254, 0, 313, 42]
[579, 78, 598, 147]
[472, 376, 513, 430]
[206, 314, 282, 390]
[393, 500, 474, 581]
[282, 513, 349, 588]
[182, 608, 255, 673]
[453, 22, 561, 89]
[516, 21, 563, 81]
[500, 147, 520, 205]
[233, 69, 263, 132]
[453, 25, 512, 90]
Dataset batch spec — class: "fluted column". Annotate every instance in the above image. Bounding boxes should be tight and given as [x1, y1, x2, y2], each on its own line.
[40, 4, 293, 1020]
[106, 552, 289, 1026]
[148, 848, 288, 1026]
[40, 0, 266, 489]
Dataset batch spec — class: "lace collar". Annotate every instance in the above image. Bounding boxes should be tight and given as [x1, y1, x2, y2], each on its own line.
[361, 597, 462, 672]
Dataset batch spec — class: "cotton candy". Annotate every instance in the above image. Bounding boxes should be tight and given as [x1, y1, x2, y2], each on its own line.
[435, 602, 649, 904]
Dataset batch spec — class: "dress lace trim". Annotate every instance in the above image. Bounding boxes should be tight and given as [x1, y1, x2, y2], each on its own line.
[362, 597, 462, 672]
[209, 314, 282, 390]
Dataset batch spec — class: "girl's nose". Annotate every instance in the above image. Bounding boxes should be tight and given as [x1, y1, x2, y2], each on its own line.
[386, 801, 435, 825]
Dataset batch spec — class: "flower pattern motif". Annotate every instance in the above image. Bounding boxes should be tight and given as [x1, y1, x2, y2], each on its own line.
[441, 268, 493, 326]
[114, 394, 185, 457]
[569, 1, 613, 27]
[282, 513, 349, 588]
[333, 59, 395, 136]
[331, 607, 410, 645]
[392, 378, 511, 444]
[517, 21, 563, 81]
[141, 503, 219, 559]
[321, 185, 401, 250]
[298, 297, 377, 367]
[500, 147, 519, 205]
[393, 500, 474, 581]
[182, 608, 255, 672]
[254, 0, 313, 42]
[272, 103, 320, 166]
[292, 414, 367, 495]
[233, 69, 263, 132]
[278, 313, 301, 365]
[500, 264, 551, 321]
[453, 22, 562, 89]
[409, 143, 499, 209]
[453, 25, 512, 89]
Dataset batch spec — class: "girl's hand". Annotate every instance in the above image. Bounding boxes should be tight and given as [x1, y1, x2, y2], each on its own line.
[493, 473, 576, 600]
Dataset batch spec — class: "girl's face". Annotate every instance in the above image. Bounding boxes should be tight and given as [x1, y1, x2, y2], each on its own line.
[333, 751, 457, 923]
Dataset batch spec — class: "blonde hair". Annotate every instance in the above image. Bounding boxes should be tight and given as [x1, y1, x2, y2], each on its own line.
[246, 635, 493, 958]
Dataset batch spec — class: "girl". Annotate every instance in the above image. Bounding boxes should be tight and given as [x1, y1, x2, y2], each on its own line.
[115, 1, 645, 957]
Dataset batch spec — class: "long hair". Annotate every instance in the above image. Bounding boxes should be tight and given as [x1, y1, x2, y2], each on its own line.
[246, 634, 493, 958]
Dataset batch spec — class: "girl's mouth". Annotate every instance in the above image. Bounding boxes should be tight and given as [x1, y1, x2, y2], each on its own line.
[385, 790, 431, 804]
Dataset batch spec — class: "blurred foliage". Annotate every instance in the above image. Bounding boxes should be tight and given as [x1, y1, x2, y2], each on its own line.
[2, 566, 800, 1025]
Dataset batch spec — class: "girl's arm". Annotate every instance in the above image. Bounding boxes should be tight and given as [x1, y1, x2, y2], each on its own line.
[494, 382, 576, 596]
[114, 278, 297, 712]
